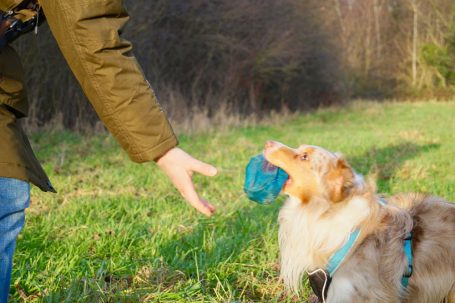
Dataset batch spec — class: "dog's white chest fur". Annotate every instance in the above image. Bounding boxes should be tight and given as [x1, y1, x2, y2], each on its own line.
[278, 195, 371, 293]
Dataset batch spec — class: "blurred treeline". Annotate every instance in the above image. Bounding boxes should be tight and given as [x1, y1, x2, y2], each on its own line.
[13, 0, 455, 129]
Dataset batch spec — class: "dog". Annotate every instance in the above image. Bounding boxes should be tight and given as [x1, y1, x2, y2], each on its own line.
[263, 141, 455, 303]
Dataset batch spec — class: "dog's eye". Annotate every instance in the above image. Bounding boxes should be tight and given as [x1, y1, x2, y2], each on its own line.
[300, 153, 309, 161]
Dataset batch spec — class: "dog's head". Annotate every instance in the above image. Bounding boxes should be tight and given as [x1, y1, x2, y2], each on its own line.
[264, 141, 356, 204]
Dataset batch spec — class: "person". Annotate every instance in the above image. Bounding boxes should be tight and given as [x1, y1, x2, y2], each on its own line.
[0, 1, 217, 302]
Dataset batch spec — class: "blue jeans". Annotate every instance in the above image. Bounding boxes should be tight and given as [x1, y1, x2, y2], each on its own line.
[0, 178, 30, 303]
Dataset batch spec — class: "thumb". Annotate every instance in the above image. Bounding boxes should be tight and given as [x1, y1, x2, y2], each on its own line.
[190, 158, 218, 177]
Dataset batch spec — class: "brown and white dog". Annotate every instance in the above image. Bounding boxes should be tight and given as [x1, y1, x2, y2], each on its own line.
[263, 141, 455, 303]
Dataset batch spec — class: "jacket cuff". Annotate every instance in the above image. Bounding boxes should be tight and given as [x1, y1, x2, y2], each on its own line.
[129, 135, 178, 163]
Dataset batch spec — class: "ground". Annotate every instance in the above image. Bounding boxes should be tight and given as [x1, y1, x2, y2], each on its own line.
[10, 101, 455, 302]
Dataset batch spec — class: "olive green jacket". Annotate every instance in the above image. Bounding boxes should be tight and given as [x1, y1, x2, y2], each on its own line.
[0, 0, 177, 192]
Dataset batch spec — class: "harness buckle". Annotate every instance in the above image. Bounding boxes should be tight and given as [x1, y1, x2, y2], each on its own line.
[403, 263, 413, 278]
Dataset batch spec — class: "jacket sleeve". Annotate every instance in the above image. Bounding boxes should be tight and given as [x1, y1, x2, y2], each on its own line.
[39, 0, 177, 162]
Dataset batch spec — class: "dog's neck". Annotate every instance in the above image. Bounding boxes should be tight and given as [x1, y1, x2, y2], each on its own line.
[278, 175, 381, 292]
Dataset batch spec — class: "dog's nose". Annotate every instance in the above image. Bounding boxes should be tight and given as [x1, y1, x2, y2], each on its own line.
[265, 141, 285, 153]
[265, 140, 276, 150]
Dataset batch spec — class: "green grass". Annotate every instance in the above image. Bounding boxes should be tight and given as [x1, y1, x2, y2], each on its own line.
[11, 101, 455, 302]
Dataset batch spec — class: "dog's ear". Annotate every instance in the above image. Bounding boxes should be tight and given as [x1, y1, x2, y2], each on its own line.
[325, 155, 355, 203]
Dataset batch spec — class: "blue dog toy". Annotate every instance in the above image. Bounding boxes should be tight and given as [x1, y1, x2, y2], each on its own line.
[244, 154, 289, 205]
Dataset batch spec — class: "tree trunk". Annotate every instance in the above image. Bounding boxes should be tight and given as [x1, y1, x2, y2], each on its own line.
[411, 0, 418, 87]
[374, 0, 382, 60]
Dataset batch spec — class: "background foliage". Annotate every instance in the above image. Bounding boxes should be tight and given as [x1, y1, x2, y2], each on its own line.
[11, 0, 455, 129]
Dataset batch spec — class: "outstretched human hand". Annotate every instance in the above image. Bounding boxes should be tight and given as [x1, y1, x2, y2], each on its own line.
[156, 147, 218, 216]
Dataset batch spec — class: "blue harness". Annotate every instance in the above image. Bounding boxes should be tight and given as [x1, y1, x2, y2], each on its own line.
[326, 200, 413, 289]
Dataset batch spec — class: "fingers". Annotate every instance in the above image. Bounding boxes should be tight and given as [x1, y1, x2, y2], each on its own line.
[203, 198, 216, 212]
[156, 147, 217, 216]
[179, 174, 215, 216]
[190, 158, 218, 177]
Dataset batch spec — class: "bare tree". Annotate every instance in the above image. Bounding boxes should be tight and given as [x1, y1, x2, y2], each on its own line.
[410, 0, 419, 87]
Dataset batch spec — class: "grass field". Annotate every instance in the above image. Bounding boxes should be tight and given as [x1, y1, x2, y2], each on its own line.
[11, 101, 455, 302]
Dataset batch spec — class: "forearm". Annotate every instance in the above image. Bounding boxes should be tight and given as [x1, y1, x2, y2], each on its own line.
[39, 0, 177, 162]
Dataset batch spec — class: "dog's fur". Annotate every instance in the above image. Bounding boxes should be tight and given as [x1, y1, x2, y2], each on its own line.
[264, 141, 455, 303]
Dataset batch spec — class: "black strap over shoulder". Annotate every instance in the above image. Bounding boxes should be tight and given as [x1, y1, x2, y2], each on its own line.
[0, 0, 45, 48]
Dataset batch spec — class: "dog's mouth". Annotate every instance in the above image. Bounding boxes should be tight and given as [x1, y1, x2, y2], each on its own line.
[262, 157, 292, 191]
[284, 176, 292, 189]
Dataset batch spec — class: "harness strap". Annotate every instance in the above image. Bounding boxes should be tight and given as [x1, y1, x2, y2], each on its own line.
[401, 233, 413, 288]
[0, 0, 44, 48]
[327, 228, 361, 276]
